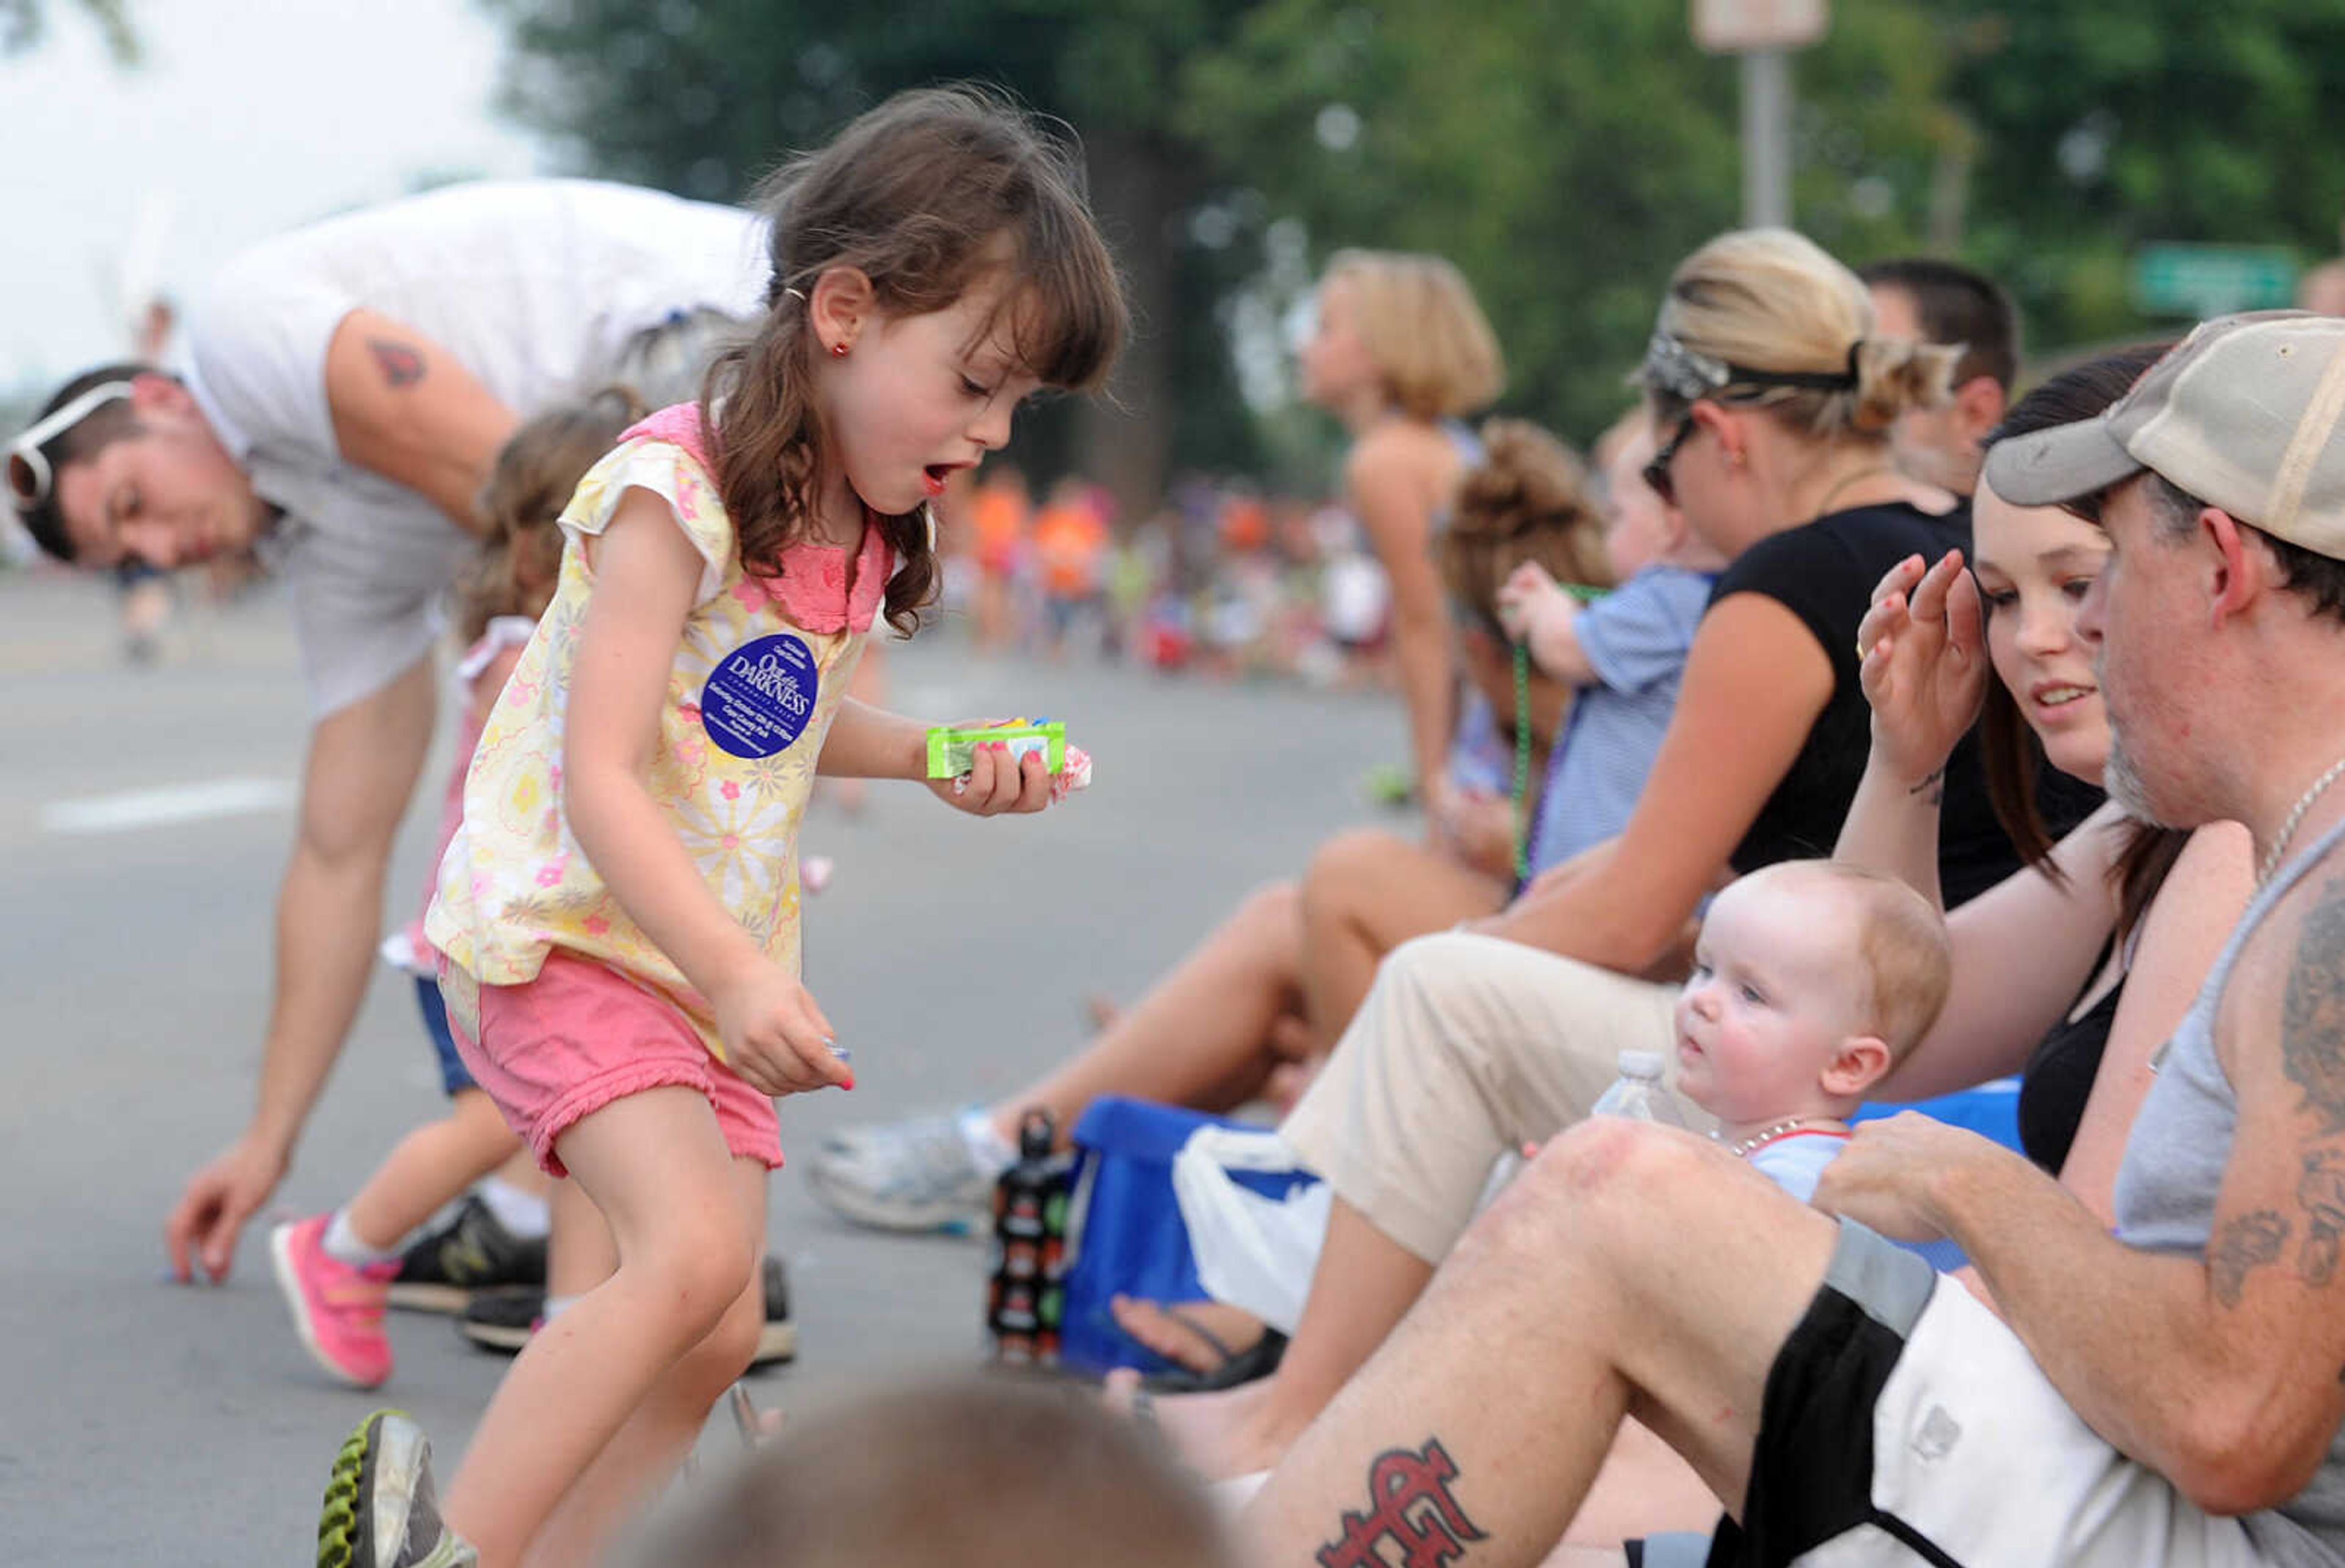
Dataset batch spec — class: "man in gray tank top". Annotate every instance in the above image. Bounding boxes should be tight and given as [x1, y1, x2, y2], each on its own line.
[1237, 310, 2345, 1567]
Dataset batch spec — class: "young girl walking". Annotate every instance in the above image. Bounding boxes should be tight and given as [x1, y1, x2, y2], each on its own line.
[316, 86, 1125, 1568]
[269, 391, 638, 1389]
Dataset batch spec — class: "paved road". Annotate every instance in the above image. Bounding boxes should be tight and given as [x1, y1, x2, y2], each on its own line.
[0, 570, 1399, 1563]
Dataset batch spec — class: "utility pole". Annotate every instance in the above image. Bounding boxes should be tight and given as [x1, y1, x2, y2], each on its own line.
[1692, 0, 1830, 229]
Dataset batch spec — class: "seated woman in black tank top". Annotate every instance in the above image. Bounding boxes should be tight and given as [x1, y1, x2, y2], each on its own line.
[1834, 344, 2252, 1218]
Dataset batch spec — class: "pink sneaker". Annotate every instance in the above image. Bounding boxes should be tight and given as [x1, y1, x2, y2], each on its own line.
[271, 1214, 397, 1388]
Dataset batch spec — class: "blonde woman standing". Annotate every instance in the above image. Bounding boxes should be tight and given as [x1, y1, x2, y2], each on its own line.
[1297, 250, 1505, 843]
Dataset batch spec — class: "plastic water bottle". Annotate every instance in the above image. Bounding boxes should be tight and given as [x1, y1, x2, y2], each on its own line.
[1590, 1049, 1688, 1125]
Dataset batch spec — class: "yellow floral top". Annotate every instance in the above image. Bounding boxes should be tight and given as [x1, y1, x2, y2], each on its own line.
[426, 403, 894, 1062]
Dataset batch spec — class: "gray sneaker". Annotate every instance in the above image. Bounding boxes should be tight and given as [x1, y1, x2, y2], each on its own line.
[806, 1112, 1001, 1233]
[318, 1409, 477, 1568]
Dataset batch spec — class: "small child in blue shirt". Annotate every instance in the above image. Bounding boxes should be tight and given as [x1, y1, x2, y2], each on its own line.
[1497, 412, 1725, 872]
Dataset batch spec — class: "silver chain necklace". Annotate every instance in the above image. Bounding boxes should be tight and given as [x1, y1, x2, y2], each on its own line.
[2258, 752, 2345, 887]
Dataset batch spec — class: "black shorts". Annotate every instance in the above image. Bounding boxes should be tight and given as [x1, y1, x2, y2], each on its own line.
[1701, 1222, 2270, 1568]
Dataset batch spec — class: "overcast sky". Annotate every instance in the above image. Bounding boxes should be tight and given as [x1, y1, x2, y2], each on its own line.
[2, 0, 547, 390]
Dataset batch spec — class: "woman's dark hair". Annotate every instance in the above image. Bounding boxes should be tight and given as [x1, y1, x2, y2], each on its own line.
[702, 86, 1127, 635]
[1979, 341, 2184, 940]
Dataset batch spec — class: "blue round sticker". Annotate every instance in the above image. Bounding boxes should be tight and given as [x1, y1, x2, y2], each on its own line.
[698, 633, 821, 759]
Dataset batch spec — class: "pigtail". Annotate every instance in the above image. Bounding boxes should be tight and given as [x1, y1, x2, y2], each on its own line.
[876, 509, 940, 637]
[702, 318, 823, 583]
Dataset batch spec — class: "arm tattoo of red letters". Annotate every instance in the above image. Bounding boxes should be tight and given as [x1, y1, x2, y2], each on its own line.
[368, 338, 426, 388]
[1317, 1438, 1488, 1568]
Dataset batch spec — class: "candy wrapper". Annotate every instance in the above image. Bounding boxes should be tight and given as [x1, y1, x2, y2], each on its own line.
[1053, 744, 1093, 802]
[926, 719, 1091, 800]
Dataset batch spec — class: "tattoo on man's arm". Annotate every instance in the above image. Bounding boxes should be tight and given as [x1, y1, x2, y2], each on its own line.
[2211, 1210, 2291, 1307]
[1316, 1437, 1488, 1568]
[2281, 877, 2345, 1134]
[2299, 1147, 2345, 1287]
[368, 338, 426, 388]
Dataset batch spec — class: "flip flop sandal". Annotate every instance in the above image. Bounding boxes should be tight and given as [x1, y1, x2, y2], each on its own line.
[1137, 1304, 1289, 1394]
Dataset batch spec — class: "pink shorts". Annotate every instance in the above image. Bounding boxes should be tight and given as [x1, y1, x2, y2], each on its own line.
[443, 949, 782, 1179]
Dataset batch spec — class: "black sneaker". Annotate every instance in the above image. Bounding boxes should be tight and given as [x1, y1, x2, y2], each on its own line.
[388, 1196, 548, 1313]
[456, 1255, 798, 1368]
[452, 1285, 541, 1353]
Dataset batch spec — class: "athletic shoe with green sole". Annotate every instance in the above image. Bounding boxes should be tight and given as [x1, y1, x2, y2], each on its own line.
[318, 1409, 476, 1567]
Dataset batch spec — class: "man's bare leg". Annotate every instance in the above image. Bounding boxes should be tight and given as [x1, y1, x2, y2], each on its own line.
[1244, 1120, 1837, 1567]
[1140, 1194, 1434, 1478]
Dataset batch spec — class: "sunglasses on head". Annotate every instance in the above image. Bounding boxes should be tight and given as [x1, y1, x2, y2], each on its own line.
[5, 381, 135, 513]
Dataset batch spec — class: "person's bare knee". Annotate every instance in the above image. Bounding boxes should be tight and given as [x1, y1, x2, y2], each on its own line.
[1465, 1120, 1697, 1289]
[667, 1268, 766, 1406]
[1234, 880, 1302, 931]
[647, 1214, 755, 1325]
[1302, 829, 1402, 924]
[594, 1175, 757, 1352]
[1232, 880, 1305, 971]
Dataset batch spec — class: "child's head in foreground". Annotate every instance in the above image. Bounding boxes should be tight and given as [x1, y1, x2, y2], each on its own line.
[702, 84, 1129, 635]
[1674, 860, 1952, 1131]
[624, 1373, 1239, 1568]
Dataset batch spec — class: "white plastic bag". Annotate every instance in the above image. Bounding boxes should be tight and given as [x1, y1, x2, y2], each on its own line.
[1169, 1125, 1331, 1335]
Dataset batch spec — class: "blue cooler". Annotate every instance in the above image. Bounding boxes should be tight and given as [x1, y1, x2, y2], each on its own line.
[1056, 1096, 1317, 1376]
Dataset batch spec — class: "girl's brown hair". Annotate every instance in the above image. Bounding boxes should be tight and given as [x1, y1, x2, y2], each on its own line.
[1979, 341, 2183, 940]
[1441, 418, 1611, 639]
[459, 385, 646, 642]
[703, 86, 1127, 635]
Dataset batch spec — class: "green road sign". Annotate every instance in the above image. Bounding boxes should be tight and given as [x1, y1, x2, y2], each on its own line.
[2131, 244, 2299, 319]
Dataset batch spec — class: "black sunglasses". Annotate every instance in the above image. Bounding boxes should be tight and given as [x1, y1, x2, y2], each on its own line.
[1642, 412, 1698, 507]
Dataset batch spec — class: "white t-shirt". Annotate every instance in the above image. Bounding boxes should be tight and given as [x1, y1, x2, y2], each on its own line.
[186, 178, 769, 716]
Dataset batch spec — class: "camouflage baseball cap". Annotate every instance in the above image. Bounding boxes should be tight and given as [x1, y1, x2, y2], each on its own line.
[1984, 309, 2345, 560]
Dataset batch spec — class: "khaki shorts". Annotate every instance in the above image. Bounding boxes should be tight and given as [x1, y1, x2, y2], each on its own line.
[1284, 931, 1703, 1265]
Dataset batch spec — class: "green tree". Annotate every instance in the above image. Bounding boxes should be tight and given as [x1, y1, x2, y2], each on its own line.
[1179, 0, 1953, 446]
[484, 1, 2345, 496]
[0, 0, 136, 62]
[1941, 0, 2345, 349]
[481, 0, 1274, 517]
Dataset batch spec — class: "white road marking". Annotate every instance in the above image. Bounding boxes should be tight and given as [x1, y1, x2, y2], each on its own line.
[40, 776, 296, 835]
